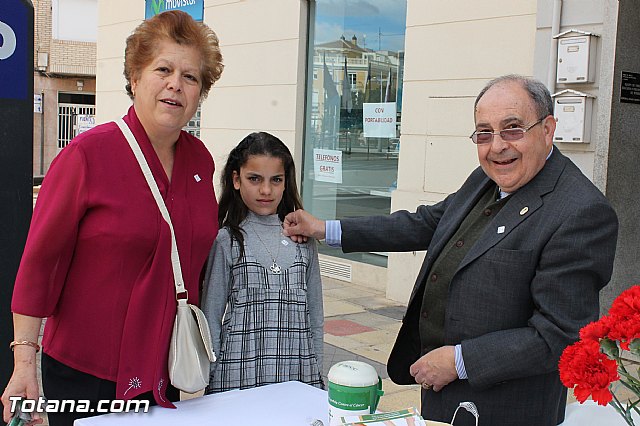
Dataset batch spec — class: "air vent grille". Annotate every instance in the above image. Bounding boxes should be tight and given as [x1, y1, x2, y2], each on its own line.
[319, 259, 352, 282]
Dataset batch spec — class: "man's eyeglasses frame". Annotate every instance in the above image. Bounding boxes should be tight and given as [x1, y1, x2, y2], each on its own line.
[469, 117, 548, 145]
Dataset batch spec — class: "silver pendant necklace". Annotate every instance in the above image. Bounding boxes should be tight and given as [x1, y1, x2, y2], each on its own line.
[249, 221, 282, 274]
[270, 262, 281, 274]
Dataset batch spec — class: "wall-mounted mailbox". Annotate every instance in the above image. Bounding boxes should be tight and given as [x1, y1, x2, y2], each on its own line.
[552, 89, 594, 143]
[554, 29, 599, 84]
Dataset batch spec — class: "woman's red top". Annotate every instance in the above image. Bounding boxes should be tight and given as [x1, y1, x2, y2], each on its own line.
[12, 106, 218, 406]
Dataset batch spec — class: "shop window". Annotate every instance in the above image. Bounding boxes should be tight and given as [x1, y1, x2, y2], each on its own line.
[303, 0, 407, 267]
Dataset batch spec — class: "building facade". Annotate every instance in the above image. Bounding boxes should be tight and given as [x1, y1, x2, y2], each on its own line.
[34, 0, 97, 177]
[96, 0, 637, 310]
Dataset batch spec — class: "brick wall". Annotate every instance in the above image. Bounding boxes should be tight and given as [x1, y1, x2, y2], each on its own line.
[49, 40, 97, 75]
[34, 0, 52, 68]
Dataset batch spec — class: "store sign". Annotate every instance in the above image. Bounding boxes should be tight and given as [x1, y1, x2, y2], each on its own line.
[0, 7, 28, 100]
[0, 0, 34, 398]
[0, 21, 17, 60]
[363, 102, 396, 138]
[145, 0, 204, 21]
[621, 71, 640, 104]
[313, 149, 342, 184]
[76, 115, 96, 134]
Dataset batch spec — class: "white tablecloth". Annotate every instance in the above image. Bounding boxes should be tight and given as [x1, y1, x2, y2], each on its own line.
[74, 382, 639, 426]
[559, 400, 639, 426]
[74, 381, 328, 426]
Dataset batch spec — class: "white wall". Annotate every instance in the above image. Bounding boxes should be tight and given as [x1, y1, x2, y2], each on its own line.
[533, 0, 612, 188]
[53, 0, 98, 42]
[95, 0, 144, 122]
[200, 0, 309, 190]
[386, 0, 538, 303]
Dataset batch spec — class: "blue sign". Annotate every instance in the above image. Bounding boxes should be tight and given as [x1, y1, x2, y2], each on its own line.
[0, 0, 29, 100]
[145, 0, 204, 22]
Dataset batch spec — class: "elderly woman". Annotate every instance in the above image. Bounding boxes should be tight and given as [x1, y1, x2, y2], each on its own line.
[1, 10, 223, 426]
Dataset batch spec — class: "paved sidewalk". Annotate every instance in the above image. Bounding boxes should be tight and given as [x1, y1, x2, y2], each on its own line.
[320, 276, 422, 412]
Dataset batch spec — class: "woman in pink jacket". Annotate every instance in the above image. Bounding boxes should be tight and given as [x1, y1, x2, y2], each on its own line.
[1, 10, 223, 426]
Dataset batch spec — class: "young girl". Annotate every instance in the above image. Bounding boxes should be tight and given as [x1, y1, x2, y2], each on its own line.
[202, 132, 324, 393]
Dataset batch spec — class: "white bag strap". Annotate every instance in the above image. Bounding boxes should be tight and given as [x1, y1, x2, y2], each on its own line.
[115, 118, 187, 297]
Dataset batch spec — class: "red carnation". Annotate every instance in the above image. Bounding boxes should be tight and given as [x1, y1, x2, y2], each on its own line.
[606, 313, 640, 350]
[579, 317, 611, 342]
[605, 286, 640, 350]
[559, 339, 619, 406]
[608, 286, 640, 318]
[561, 286, 640, 424]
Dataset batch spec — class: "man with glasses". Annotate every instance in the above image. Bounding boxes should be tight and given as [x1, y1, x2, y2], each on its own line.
[283, 75, 618, 425]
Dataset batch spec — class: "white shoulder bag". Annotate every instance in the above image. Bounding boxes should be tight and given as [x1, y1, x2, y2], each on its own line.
[116, 119, 216, 394]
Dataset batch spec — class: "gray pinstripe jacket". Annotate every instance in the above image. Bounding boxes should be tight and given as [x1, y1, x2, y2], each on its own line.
[341, 148, 618, 426]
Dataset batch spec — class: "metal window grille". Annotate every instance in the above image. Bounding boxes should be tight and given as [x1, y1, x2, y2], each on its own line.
[57, 103, 96, 149]
[57, 103, 199, 150]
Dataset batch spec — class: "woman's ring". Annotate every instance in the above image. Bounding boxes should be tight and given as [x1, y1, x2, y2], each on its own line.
[421, 383, 431, 390]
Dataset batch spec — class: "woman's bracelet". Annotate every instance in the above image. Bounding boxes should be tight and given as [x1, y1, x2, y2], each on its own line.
[9, 340, 40, 352]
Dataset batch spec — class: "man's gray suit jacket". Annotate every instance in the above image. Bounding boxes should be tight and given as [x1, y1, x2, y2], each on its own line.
[340, 148, 618, 426]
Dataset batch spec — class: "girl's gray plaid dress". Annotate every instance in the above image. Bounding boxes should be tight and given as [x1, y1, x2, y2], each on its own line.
[208, 221, 323, 392]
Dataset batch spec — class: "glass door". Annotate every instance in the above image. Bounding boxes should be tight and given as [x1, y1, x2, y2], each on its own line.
[303, 0, 407, 266]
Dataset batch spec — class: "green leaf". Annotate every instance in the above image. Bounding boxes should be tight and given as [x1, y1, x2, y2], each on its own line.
[629, 338, 640, 353]
[601, 338, 620, 358]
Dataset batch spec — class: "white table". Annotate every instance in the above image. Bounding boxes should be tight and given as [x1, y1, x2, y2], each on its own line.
[74, 382, 639, 426]
[74, 381, 329, 426]
[559, 400, 639, 426]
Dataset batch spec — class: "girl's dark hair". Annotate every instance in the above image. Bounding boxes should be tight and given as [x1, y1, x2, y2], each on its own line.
[218, 132, 302, 256]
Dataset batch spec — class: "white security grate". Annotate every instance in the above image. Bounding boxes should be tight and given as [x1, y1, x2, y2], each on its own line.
[58, 103, 96, 149]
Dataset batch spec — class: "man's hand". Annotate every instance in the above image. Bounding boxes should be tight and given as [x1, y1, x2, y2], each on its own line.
[409, 346, 458, 392]
[282, 209, 326, 242]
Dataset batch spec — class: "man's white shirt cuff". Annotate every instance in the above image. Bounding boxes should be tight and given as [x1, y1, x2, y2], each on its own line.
[455, 344, 468, 379]
[325, 220, 342, 247]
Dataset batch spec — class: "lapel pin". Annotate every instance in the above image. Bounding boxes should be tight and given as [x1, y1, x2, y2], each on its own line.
[193, 174, 201, 182]
[520, 206, 529, 216]
[497, 226, 505, 234]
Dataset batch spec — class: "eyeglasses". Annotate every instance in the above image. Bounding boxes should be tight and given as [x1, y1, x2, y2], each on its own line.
[470, 117, 546, 145]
